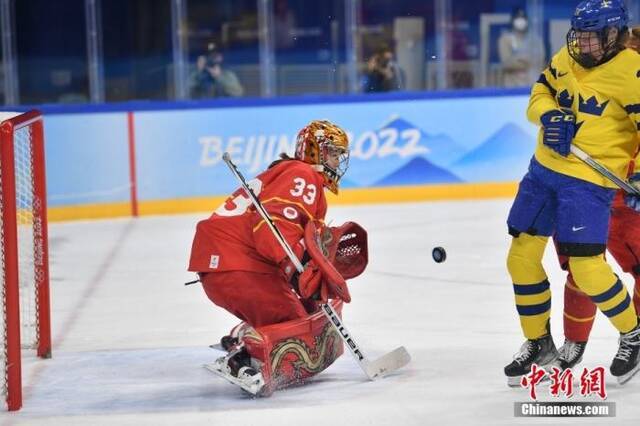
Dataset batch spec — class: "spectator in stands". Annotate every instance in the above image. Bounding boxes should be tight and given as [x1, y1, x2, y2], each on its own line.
[274, 0, 296, 49]
[498, 8, 544, 87]
[361, 44, 405, 93]
[190, 43, 244, 98]
[448, 13, 475, 88]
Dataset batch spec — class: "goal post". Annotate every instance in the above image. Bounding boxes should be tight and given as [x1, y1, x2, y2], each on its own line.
[0, 110, 51, 411]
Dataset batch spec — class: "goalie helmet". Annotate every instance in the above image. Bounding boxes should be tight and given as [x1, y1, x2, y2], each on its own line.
[294, 120, 349, 194]
[567, 0, 628, 68]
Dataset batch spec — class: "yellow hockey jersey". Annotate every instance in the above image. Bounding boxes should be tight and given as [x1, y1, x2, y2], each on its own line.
[528, 47, 640, 188]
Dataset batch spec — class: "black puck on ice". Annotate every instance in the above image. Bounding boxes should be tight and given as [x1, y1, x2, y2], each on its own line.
[432, 247, 447, 263]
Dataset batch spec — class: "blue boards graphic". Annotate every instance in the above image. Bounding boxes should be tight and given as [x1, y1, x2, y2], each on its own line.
[375, 157, 462, 186]
[451, 123, 536, 181]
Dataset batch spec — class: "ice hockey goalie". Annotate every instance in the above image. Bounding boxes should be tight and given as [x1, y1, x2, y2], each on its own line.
[187, 120, 368, 395]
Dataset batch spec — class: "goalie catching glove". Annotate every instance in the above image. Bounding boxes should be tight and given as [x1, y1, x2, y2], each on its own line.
[280, 220, 368, 303]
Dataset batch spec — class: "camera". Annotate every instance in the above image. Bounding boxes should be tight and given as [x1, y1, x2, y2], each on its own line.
[206, 56, 221, 68]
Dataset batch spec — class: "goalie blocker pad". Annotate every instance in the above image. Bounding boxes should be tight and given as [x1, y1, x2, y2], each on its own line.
[227, 299, 345, 396]
[303, 220, 369, 303]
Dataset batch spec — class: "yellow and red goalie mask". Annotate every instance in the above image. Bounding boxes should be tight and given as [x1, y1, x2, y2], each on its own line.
[294, 120, 349, 194]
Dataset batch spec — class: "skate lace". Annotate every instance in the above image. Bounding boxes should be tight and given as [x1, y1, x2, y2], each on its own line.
[513, 340, 537, 364]
[559, 341, 582, 362]
[614, 328, 640, 362]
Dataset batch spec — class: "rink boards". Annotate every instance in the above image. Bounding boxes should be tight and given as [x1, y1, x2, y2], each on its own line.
[36, 90, 534, 221]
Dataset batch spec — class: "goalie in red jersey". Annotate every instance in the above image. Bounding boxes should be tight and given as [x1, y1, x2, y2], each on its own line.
[188, 120, 368, 396]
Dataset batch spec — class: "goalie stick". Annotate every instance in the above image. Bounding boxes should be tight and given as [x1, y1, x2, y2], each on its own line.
[570, 145, 640, 196]
[222, 152, 410, 380]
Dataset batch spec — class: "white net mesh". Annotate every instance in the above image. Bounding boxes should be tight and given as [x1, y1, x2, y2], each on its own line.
[1, 131, 6, 399]
[14, 125, 37, 350]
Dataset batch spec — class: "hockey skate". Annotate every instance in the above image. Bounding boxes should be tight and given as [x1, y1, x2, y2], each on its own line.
[208, 321, 251, 352]
[504, 334, 558, 387]
[610, 321, 640, 385]
[209, 334, 239, 352]
[204, 342, 266, 395]
[548, 339, 587, 371]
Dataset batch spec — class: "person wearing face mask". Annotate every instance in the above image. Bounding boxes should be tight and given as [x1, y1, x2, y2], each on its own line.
[498, 8, 543, 87]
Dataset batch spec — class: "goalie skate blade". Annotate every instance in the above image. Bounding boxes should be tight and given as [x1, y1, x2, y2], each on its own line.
[364, 346, 411, 380]
[506, 358, 560, 388]
[615, 362, 640, 385]
[507, 371, 553, 388]
[203, 363, 265, 395]
[507, 376, 523, 387]
[208, 343, 225, 351]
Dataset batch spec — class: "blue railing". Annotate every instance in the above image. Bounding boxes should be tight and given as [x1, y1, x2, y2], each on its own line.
[7, 86, 530, 115]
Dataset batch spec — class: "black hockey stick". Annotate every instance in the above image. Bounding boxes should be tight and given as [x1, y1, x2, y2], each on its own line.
[221, 152, 410, 380]
[570, 145, 640, 195]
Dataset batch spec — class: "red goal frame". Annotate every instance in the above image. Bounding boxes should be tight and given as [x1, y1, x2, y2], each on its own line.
[1, 110, 51, 411]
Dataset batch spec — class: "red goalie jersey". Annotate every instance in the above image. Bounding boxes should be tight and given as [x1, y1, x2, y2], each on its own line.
[188, 159, 327, 275]
[189, 121, 375, 396]
[189, 120, 352, 328]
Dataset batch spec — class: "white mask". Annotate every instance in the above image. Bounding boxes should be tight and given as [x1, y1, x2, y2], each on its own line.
[513, 17, 528, 32]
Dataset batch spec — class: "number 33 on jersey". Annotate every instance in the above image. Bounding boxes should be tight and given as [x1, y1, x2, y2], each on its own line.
[214, 161, 325, 221]
[189, 160, 328, 273]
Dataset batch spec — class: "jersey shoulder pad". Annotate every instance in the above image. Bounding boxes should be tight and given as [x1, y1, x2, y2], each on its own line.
[273, 160, 324, 184]
[553, 48, 572, 72]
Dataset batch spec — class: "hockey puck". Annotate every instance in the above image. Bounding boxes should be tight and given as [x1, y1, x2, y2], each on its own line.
[432, 247, 446, 263]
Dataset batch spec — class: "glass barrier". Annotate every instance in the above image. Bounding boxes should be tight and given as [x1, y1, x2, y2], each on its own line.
[272, 0, 345, 96]
[16, 0, 89, 104]
[102, 0, 172, 102]
[5, 0, 640, 105]
[186, 0, 259, 98]
[355, 0, 548, 92]
[446, 1, 544, 89]
[357, 0, 434, 93]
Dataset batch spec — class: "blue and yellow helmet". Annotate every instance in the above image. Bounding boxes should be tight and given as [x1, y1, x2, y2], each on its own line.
[567, 0, 629, 68]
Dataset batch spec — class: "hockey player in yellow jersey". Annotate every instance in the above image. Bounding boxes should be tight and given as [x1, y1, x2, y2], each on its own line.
[504, 0, 640, 386]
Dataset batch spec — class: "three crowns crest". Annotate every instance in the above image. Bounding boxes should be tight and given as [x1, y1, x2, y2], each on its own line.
[578, 94, 609, 116]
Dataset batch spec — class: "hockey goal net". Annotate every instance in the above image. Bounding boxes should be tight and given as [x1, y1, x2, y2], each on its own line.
[0, 110, 51, 411]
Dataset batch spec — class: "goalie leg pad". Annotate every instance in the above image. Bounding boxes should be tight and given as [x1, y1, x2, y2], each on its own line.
[220, 299, 345, 396]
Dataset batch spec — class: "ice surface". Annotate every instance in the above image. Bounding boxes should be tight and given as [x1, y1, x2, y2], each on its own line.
[2, 199, 639, 425]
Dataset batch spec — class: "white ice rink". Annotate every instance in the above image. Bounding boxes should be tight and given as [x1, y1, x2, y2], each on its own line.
[2, 199, 639, 425]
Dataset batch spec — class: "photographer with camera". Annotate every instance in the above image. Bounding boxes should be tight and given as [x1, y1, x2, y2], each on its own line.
[361, 44, 405, 93]
[190, 43, 244, 99]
